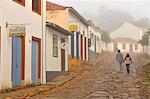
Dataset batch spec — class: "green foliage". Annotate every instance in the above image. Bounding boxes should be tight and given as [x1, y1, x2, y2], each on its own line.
[101, 31, 111, 44]
[138, 29, 150, 46]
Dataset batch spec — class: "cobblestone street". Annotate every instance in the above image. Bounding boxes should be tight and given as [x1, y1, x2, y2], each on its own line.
[0, 53, 150, 99]
[34, 53, 150, 99]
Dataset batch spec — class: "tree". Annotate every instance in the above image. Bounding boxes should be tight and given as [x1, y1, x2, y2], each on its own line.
[101, 31, 111, 44]
[138, 29, 150, 46]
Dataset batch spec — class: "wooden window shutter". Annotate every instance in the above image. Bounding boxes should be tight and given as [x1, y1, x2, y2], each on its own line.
[32, 0, 41, 15]
[13, 0, 25, 6]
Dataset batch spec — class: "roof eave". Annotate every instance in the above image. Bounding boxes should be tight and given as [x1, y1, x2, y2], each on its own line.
[68, 7, 89, 26]
[46, 22, 71, 36]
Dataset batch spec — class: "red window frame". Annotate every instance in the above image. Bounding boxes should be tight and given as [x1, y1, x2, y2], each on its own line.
[32, 0, 41, 15]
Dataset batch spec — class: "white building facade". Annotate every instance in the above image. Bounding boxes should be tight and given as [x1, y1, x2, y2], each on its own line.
[46, 2, 89, 68]
[95, 27, 102, 54]
[88, 21, 102, 59]
[109, 38, 141, 53]
[68, 8, 89, 63]
[109, 22, 143, 53]
[0, 0, 46, 90]
[45, 23, 70, 81]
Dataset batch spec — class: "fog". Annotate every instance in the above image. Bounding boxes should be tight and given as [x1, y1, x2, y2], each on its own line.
[48, 0, 150, 31]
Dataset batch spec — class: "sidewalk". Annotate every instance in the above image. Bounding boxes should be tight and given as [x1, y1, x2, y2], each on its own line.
[0, 52, 111, 99]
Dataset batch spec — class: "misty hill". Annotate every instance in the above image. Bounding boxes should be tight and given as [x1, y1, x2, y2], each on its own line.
[84, 8, 150, 32]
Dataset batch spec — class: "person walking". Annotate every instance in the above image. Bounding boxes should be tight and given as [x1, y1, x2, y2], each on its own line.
[116, 50, 123, 71]
[124, 53, 132, 74]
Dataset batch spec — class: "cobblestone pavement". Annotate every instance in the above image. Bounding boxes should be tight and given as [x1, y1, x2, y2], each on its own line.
[34, 53, 150, 99]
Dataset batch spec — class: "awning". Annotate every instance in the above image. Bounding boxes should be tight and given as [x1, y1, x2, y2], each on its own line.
[46, 22, 71, 36]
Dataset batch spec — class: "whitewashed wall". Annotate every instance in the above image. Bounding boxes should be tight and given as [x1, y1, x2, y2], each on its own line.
[68, 10, 89, 61]
[109, 42, 142, 53]
[88, 26, 96, 52]
[96, 32, 102, 53]
[0, 0, 45, 89]
[46, 27, 68, 71]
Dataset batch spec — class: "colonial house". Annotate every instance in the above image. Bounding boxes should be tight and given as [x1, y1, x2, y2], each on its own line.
[0, 0, 46, 90]
[88, 20, 102, 59]
[109, 22, 143, 53]
[46, 2, 89, 69]
[88, 21, 97, 59]
[111, 38, 140, 53]
[46, 22, 70, 81]
[95, 27, 102, 54]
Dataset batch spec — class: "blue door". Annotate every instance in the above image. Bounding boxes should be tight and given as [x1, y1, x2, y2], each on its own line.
[76, 32, 79, 59]
[32, 40, 39, 84]
[12, 37, 22, 86]
[71, 32, 74, 58]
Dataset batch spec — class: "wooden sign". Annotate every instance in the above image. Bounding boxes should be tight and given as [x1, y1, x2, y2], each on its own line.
[9, 26, 26, 37]
[9, 32, 26, 37]
[69, 25, 78, 32]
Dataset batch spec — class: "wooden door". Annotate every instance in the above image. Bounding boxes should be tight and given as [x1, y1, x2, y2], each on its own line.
[61, 49, 65, 71]
[80, 35, 83, 60]
[76, 32, 79, 59]
[32, 37, 41, 84]
[71, 33, 74, 58]
[61, 38, 65, 71]
[85, 37, 87, 61]
[12, 37, 22, 86]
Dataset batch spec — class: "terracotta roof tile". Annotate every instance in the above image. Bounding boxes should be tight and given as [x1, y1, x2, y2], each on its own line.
[46, 1, 66, 11]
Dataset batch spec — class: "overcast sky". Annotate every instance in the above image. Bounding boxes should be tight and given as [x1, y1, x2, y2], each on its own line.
[48, 0, 150, 20]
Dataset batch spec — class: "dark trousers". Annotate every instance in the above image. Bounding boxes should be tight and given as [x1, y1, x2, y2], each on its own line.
[126, 64, 130, 73]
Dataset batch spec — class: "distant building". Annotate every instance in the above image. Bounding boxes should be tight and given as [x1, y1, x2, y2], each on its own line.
[109, 22, 143, 53]
[87, 21, 102, 59]
[95, 27, 102, 54]
[88, 21, 98, 59]
[111, 38, 140, 53]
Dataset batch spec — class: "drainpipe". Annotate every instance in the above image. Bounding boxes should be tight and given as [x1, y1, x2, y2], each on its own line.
[41, 0, 46, 84]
